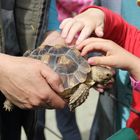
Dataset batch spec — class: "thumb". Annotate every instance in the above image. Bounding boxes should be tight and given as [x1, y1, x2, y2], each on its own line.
[40, 67, 64, 93]
[88, 56, 111, 66]
[95, 24, 104, 37]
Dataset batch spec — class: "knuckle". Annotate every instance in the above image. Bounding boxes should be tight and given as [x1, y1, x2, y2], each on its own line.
[28, 106, 33, 109]
[25, 104, 33, 109]
[48, 74, 60, 84]
[94, 58, 101, 64]
[30, 99, 41, 107]
[18, 104, 25, 109]
[36, 61, 43, 67]
[106, 39, 113, 44]
[39, 93, 49, 102]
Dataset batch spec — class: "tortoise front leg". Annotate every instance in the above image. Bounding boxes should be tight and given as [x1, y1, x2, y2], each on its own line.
[69, 84, 89, 111]
[3, 100, 14, 111]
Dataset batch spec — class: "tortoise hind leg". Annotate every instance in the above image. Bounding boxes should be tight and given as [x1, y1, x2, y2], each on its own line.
[69, 84, 89, 111]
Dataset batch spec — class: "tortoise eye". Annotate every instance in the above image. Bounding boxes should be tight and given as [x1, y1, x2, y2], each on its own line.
[106, 73, 111, 77]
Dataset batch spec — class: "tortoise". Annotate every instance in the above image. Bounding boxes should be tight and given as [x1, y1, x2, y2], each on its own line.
[3, 44, 114, 111]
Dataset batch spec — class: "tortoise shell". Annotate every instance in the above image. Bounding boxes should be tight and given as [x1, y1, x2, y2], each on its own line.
[25, 45, 91, 90]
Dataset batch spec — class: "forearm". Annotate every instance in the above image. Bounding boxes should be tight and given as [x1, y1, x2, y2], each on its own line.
[82, 5, 140, 58]
[128, 56, 140, 81]
[102, 6, 140, 57]
[82, 5, 129, 45]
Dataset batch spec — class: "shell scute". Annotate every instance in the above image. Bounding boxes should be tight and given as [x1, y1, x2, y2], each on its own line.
[39, 45, 91, 89]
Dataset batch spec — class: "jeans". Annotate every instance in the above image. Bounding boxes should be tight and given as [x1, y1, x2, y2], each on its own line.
[56, 106, 82, 140]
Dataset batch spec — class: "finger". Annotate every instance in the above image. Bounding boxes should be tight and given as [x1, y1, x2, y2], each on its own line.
[95, 23, 104, 37]
[61, 19, 75, 38]
[32, 87, 66, 109]
[41, 66, 64, 93]
[77, 37, 105, 50]
[29, 80, 66, 109]
[95, 87, 104, 93]
[46, 91, 66, 109]
[77, 35, 107, 50]
[81, 43, 96, 56]
[88, 56, 113, 66]
[65, 21, 84, 43]
[76, 37, 95, 50]
[76, 26, 94, 45]
[80, 41, 109, 56]
[59, 18, 73, 29]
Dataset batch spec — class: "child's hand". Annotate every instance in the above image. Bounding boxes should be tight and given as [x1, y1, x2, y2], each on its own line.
[59, 8, 105, 45]
[77, 37, 136, 71]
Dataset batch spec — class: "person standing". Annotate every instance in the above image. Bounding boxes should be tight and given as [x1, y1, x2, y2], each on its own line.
[59, 1, 140, 139]
[89, 1, 140, 140]
[55, 1, 93, 140]
[0, 0, 65, 140]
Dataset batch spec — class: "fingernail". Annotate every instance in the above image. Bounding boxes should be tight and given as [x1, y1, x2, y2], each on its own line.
[80, 52, 85, 56]
[88, 58, 93, 64]
[59, 84, 64, 92]
[98, 31, 104, 37]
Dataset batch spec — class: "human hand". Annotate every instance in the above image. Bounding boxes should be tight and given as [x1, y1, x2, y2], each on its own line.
[0, 54, 65, 109]
[42, 31, 66, 46]
[77, 37, 138, 71]
[60, 8, 105, 45]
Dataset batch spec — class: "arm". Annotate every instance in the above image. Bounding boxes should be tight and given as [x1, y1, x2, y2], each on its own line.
[60, 5, 140, 57]
[0, 53, 65, 109]
[93, 6, 140, 57]
[78, 37, 140, 81]
[0, 0, 66, 110]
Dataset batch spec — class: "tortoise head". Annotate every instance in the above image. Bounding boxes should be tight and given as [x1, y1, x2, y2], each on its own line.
[91, 66, 114, 85]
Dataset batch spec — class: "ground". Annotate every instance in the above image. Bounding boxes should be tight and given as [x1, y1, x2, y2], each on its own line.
[21, 88, 99, 140]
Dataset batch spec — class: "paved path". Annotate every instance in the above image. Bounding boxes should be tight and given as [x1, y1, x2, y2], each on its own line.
[21, 88, 99, 140]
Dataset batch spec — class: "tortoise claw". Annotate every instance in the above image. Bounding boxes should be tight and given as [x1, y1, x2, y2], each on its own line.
[3, 100, 13, 111]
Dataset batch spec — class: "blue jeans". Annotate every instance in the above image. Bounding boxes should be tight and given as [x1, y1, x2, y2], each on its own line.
[56, 106, 82, 140]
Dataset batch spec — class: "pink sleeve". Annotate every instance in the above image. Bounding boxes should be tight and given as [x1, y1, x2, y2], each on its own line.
[81, 6, 140, 57]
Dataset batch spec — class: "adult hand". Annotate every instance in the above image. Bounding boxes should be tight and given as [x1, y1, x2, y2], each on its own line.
[42, 31, 66, 46]
[60, 8, 105, 45]
[0, 54, 66, 109]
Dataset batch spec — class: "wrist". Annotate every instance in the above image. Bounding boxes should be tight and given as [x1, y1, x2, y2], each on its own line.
[128, 56, 140, 92]
[130, 76, 140, 91]
[128, 56, 140, 80]
[0, 53, 16, 75]
[0, 53, 9, 88]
